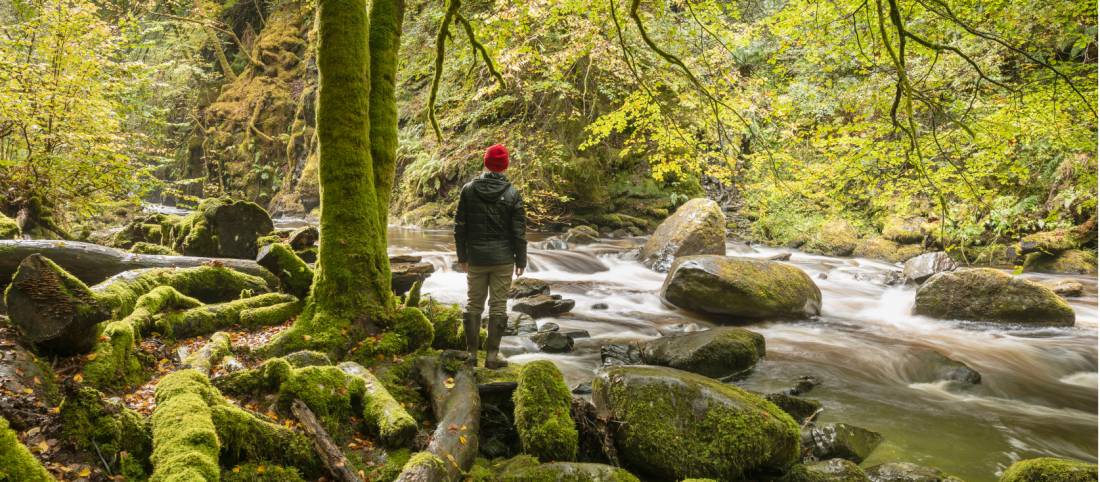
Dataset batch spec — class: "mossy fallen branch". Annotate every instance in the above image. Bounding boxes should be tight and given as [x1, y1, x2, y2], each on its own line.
[513, 360, 578, 462]
[154, 292, 297, 338]
[338, 361, 417, 447]
[0, 416, 54, 481]
[183, 332, 233, 375]
[59, 386, 152, 479]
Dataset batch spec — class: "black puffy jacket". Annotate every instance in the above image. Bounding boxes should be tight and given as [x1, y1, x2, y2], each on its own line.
[454, 172, 527, 268]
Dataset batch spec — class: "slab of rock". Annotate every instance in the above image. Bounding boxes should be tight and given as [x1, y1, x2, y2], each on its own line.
[592, 365, 800, 481]
[787, 375, 821, 396]
[882, 216, 927, 244]
[287, 226, 318, 250]
[512, 294, 575, 318]
[562, 226, 600, 245]
[903, 252, 957, 284]
[802, 422, 884, 463]
[914, 268, 1075, 326]
[505, 312, 538, 336]
[1041, 279, 1085, 298]
[904, 349, 981, 385]
[661, 255, 821, 320]
[390, 255, 435, 295]
[510, 278, 550, 299]
[638, 327, 765, 378]
[764, 393, 822, 422]
[865, 461, 963, 482]
[529, 331, 573, 353]
[1023, 249, 1098, 275]
[781, 459, 870, 482]
[767, 252, 792, 261]
[640, 198, 726, 272]
[804, 219, 860, 257]
[600, 344, 643, 366]
[499, 462, 640, 481]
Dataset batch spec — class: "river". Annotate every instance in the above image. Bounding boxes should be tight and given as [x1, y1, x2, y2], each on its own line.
[379, 226, 1097, 482]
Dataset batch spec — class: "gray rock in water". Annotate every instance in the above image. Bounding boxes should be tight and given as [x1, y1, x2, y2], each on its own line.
[592, 302, 609, 310]
[801, 422, 884, 463]
[656, 322, 704, 337]
[505, 312, 538, 336]
[781, 459, 871, 482]
[512, 294, 575, 318]
[536, 237, 569, 250]
[864, 461, 963, 482]
[563, 225, 600, 245]
[765, 393, 822, 422]
[1041, 279, 1085, 298]
[788, 375, 822, 395]
[510, 277, 551, 299]
[661, 255, 822, 320]
[767, 252, 792, 261]
[287, 225, 318, 250]
[601, 343, 642, 366]
[284, 350, 333, 367]
[538, 322, 559, 332]
[640, 198, 727, 272]
[571, 382, 593, 395]
[530, 331, 574, 353]
[638, 327, 765, 379]
[914, 268, 1075, 326]
[902, 252, 957, 284]
[905, 349, 981, 385]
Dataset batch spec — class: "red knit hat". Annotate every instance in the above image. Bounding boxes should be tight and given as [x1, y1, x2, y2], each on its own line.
[484, 144, 509, 172]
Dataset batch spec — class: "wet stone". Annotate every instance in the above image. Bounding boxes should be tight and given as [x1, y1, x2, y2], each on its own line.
[801, 422, 884, 463]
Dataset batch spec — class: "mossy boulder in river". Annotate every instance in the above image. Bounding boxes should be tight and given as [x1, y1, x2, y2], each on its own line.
[804, 218, 860, 256]
[638, 327, 765, 378]
[903, 252, 957, 284]
[592, 365, 800, 480]
[1022, 249, 1097, 275]
[853, 237, 923, 263]
[513, 360, 578, 462]
[498, 462, 641, 481]
[780, 459, 870, 482]
[661, 255, 821, 321]
[914, 268, 1075, 326]
[999, 457, 1098, 482]
[640, 198, 726, 272]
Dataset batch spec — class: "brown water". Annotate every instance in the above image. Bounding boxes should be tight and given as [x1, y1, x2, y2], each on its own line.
[376, 225, 1099, 481]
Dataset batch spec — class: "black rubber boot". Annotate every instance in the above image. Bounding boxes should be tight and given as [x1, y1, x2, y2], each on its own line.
[463, 312, 480, 366]
[484, 313, 509, 369]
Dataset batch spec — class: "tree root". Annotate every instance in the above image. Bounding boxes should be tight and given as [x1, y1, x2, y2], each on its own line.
[291, 399, 363, 482]
[0, 416, 54, 481]
[395, 351, 480, 482]
[338, 361, 417, 447]
[154, 292, 296, 338]
[182, 332, 232, 376]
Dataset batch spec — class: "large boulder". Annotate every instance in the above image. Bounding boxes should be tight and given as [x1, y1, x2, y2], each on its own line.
[854, 238, 923, 263]
[640, 198, 726, 272]
[804, 219, 860, 257]
[882, 216, 926, 244]
[903, 349, 981, 385]
[902, 252, 957, 284]
[1023, 249, 1097, 275]
[562, 225, 600, 245]
[1018, 228, 1083, 255]
[638, 327, 765, 379]
[999, 457, 1097, 482]
[171, 198, 275, 258]
[592, 365, 800, 481]
[661, 256, 821, 320]
[801, 422, 883, 463]
[513, 361, 578, 462]
[865, 462, 963, 482]
[510, 278, 551, 299]
[914, 268, 1075, 326]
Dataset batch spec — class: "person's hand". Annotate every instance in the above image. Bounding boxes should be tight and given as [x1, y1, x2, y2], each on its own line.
[457, 262, 467, 273]
[515, 266, 525, 277]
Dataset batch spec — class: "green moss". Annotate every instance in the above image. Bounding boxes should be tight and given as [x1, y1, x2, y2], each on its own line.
[339, 362, 417, 447]
[95, 265, 270, 319]
[1023, 250, 1098, 274]
[240, 299, 304, 327]
[257, 243, 314, 297]
[210, 404, 320, 476]
[130, 242, 180, 255]
[278, 365, 364, 434]
[881, 216, 925, 244]
[1020, 229, 1081, 254]
[368, 448, 411, 482]
[852, 237, 922, 263]
[804, 218, 860, 256]
[0, 212, 20, 239]
[498, 462, 642, 481]
[215, 358, 293, 396]
[477, 362, 523, 385]
[779, 460, 869, 482]
[150, 373, 220, 482]
[400, 451, 446, 475]
[592, 365, 800, 481]
[222, 463, 306, 482]
[257, 235, 284, 247]
[348, 307, 435, 360]
[60, 387, 152, 477]
[1000, 457, 1098, 482]
[0, 416, 54, 481]
[154, 293, 296, 339]
[421, 298, 465, 350]
[513, 360, 578, 462]
[182, 332, 232, 374]
[284, 350, 333, 367]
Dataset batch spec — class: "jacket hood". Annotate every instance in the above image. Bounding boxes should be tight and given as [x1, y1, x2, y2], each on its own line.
[471, 172, 511, 202]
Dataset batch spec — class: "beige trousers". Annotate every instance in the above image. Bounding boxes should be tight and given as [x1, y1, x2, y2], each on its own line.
[466, 263, 513, 320]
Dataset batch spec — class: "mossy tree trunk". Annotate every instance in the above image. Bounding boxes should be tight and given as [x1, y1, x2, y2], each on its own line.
[265, 0, 406, 356]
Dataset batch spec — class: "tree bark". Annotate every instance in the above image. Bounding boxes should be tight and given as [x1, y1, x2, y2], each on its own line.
[395, 353, 480, 482]
[291, 399, 364, 482]
[337, 361, 417, 447]
[0, 239, 277, 288]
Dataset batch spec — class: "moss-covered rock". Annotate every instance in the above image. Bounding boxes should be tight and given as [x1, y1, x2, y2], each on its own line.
[661, 255, 821, 321]
[763, 393, 822, 422]
[592, 365, 800, 480]
[284, 350, 333, 367]
[513, 360, 578, 462]
[60, 387, 152, 478]
[278, 365, 364, 433]
[802, 422, 883, 463]
[640, 198, 726, 272]
[562, 225, 600, 245]
[256, 243, 314, 297]
[804, 218, 860, 257]
[999, 457, 1097, 482]
[1022, 250, 1098, 275]
[780, 459, 870, 482]
[1019, 229, 1083, 255]
[130, 242, 180, 255]
[169, 197, 275, 259]
[882, 216, 926, 244]
[499, 462, 642, 481]
[421, 298, 465, 350]
[853, 237, 923, 263]
[864, 461, 964, 482]
[914, 268, 1075, 326]
[0, 212, 20, 239]
[0, 416, 54, 481]
[638, 327, 765, 378]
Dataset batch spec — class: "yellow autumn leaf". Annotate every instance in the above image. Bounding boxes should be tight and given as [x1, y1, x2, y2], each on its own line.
[444, 377, 455, 389]
[21, 387, 32, 394]
[79, 467, 91, 477]
[86, 353, 97, 361]
[36, 441, 48, 453]
[256, 464, 266, 474]
[73, 373, 84, 383]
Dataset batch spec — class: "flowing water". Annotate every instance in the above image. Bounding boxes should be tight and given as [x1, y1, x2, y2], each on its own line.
[382, 226, 1097, 482]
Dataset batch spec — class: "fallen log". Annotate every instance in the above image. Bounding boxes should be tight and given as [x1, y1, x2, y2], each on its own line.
[337, 361, 417, 447]
[292, 399, 364, 482]
[395, 351, 480, 482]
[153, 293, 296, 339]
[4, 254, 269, 354]
[181, 332, 232, 375]
[0, 239, 277, 288]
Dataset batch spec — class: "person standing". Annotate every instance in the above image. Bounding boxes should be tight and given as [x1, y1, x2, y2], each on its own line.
[454, 144, 527, 368]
